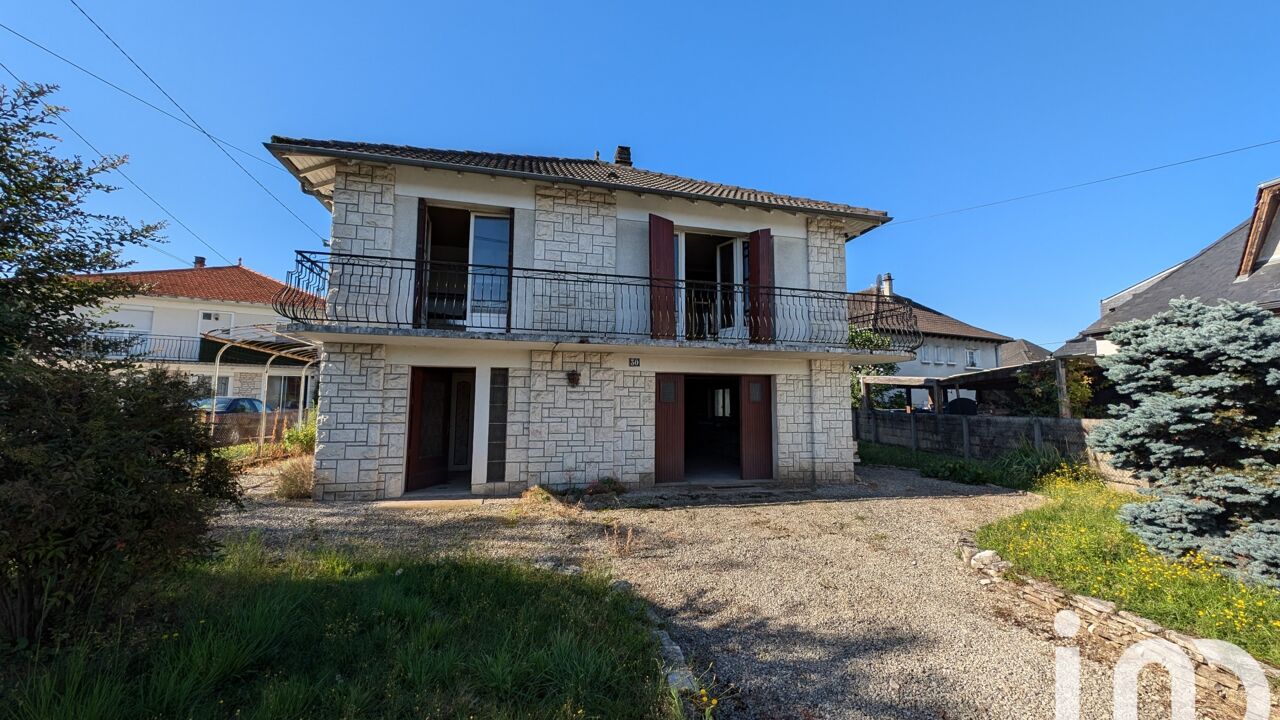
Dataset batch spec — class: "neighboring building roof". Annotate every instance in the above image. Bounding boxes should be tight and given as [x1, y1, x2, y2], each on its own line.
[999, 339, 1052, 366]
[265, 136, 890, 225]
[859, 285, 1012, 342]
[1080, 218, 1280, 337]
[80, 264, 290, 306]
[1077, 178, 1280, 341]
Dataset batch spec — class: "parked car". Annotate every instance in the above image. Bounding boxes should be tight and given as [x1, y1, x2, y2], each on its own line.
[192, 397, 266, 414]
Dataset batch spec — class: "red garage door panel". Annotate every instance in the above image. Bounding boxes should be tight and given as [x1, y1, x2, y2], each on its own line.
[739, 375, 773, 480]
[655, 373, 684, 482]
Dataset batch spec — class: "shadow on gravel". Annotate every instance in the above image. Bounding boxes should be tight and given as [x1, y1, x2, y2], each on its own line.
[658, 590, 976, 720]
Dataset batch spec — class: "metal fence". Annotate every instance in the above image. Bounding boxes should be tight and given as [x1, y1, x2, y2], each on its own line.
[100, 331, 203, 361]
[275, 251, 922, 352]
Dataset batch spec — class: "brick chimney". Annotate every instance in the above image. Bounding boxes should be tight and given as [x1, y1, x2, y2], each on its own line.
[613, 145, 632, 166]
[879, 272, 894, 296]
[193, 256, 206, 268]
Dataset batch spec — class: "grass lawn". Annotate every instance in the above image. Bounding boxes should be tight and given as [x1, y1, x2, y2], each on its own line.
[976, 469, 1280, 667]
[4, 535, 670, 720]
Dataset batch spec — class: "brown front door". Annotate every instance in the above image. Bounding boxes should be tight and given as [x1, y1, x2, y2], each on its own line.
[739, 375, 773, 480]
[405, 367, 452, 491]
[655, 373, 684, 482]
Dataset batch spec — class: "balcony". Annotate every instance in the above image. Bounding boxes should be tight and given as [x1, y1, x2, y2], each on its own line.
[274, 251, 922, 354]
[100, 331, 203, 361]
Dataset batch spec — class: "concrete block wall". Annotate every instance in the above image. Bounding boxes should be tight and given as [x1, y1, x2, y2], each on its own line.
[855, 410, 1141, 487]
[614, 370, 656, 485]
[775, 371, 815, 482]
[805, 216, 847, 293]
[232, 371, 262, 398]
[313, 343, 408, 500]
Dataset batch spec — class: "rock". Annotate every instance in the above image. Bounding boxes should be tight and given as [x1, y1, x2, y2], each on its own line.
[970, 550, 1001, 568]
[611, 579, 633, 593]
[1072, 595, 1117, 615]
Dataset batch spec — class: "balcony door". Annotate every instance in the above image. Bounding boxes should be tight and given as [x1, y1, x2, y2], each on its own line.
[415, 201, 512, 331]
[715, 238, 748, 339]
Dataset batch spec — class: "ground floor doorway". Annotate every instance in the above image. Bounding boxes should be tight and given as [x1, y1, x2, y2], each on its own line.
[655, 373, 773, 483]
[405, 367, 475, 492]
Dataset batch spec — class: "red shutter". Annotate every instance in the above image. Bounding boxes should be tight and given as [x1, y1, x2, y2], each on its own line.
[649, 214, 677, 339]
[655, 373, 684, 482]
[739, 375, 773, 479]
[747, 228, 775, 343]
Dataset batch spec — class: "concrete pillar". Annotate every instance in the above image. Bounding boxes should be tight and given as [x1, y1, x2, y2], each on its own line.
[470, 366, 492, 488]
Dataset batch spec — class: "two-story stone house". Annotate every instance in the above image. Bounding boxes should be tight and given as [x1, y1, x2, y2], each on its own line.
[268, 139, 920, 499]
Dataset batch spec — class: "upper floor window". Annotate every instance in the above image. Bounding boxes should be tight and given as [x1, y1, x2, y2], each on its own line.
[966, 349, 980, 368]
[919, 345, 932, 364]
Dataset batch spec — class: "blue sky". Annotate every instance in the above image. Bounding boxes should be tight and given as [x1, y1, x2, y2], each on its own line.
[5, 1, 1279, 348]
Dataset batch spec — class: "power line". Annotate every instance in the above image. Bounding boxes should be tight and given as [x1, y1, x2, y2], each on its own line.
[1, 61, 232, 266]
[888, 137, 1280, 227]
[66, 0, 325, 241]
[0, 21, 283, 175]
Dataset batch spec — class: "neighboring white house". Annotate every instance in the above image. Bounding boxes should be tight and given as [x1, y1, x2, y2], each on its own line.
[82, 259, 317, 410]
[266, 139, 922, 499]
[864, 273, 1010, 409]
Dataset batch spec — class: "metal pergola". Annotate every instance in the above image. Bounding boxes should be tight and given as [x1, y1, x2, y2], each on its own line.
[200, 324, 321, 450]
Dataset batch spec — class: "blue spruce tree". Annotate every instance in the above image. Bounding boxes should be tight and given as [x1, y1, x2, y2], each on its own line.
[1088, 298, 1280, 588]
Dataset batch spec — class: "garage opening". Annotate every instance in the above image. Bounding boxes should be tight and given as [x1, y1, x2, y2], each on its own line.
[655, 373, 773, 483]
[684, 375, 740, 479]
[405, 367, 475, 492]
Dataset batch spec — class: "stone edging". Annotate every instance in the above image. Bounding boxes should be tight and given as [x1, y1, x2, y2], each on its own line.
[956, 537, 1280, 720]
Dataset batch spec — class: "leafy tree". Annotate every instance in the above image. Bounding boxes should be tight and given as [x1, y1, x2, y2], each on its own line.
[0, 84, 239, 644]
[849, 328, 903, 409]
[1089, 298, 1280, 588]
[1014, 360, 1095, 417]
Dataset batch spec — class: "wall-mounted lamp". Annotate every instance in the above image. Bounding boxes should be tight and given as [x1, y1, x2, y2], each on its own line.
[566, 370, 581, 386]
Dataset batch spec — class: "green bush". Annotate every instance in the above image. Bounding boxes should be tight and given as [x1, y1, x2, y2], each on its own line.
[0, 363, 240, 645]
[282, 411, 316, 455]
[1090, 299, 1280, 588]
[989, 442, 1066, 490]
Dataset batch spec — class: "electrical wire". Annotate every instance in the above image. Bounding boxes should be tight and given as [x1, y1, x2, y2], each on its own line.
[888, 137, 1280, 227]
[0, 20, 282, 175]
[1, 60, 231, 266]
[66, 0, 325, 241]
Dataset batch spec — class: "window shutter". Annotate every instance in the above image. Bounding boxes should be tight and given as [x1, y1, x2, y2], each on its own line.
[649, 214, 677, 339]
[746, 228, 774, 343]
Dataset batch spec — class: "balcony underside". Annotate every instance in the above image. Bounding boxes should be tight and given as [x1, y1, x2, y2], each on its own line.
[282, 321, 915, 363]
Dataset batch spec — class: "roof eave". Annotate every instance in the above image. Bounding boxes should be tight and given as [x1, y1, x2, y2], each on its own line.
[264, 141, 892, 225]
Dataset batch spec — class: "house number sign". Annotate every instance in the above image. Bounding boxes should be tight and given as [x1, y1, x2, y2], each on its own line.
[628, 357, 640, 367]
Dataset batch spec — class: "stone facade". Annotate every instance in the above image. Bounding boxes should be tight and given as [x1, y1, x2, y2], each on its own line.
[505, 351, 620, 486]
[532, 187, 618, 334]
[231, 371, 262, 398]
[614, 370, 656, 485]
[805, 216, 847, 293]
[776, 359, 859, 483]
[327, 163, 399, 326]
[313, 343, 408, 500]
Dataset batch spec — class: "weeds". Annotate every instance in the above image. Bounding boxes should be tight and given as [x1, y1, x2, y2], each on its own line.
[3, 535, 671, 719]
[605, 521, 637, 558]
[273, 455, 315, 500]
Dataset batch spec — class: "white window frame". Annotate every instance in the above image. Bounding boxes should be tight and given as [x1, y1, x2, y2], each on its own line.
[945, 346, 957, 366]
[966, 348, 980, 369]
[465, 212, 512, 331]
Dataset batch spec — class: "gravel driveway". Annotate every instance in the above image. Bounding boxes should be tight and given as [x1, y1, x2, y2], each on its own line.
[216, 466, 1167, 720]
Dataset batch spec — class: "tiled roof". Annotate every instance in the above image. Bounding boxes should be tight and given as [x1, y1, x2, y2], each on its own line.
[999, 339, 1052, 366]
[79, 264, 289, 305]
[1081, 218, 1280, 337]
[860, 287, 1012, 342]
[266, 136, 890, 222]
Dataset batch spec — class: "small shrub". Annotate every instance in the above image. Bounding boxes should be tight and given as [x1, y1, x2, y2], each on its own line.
[989, 442, 1067, 489]
[520, 486, 557, 505]
[585, 477, 627, 496]
[282, 411, 317, 455]
[921, 459, 992, 485]
[275, 455, 316, 500]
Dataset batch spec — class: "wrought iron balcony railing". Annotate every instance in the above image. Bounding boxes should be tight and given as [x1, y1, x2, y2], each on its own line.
[274, 251, 922, 353]
[99, 331, 203, 361]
